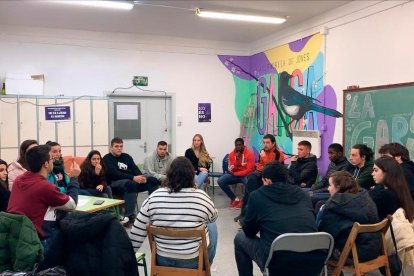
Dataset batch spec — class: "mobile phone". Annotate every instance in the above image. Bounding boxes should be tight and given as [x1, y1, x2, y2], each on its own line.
[93, 200, 105, 205]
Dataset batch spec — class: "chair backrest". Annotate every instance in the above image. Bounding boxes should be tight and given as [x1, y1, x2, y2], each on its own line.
[146, 224, 210, 276]
[264, 232, 334, 276]
[329, 216, 391, 276]
[222, 154, 229, 173]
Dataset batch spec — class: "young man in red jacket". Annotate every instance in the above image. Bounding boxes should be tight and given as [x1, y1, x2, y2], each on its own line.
[218, 138, 254, 209]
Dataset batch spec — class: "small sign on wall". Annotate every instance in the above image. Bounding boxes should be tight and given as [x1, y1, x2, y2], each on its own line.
[45, 106, 71, 121]
[198, 103, 211, 122]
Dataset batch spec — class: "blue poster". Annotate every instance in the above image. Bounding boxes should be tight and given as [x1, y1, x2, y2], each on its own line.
[198, 103, 211, 123]
[45, 106, 71, 121]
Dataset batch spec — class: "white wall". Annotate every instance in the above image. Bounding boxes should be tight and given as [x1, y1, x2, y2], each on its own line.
[252, 0, 414, 145]
[0, 26, 241, 168]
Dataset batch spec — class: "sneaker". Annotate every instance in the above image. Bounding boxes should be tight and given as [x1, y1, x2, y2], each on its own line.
[122, 215, 135, 228]
[234, 215, 241, 222]
[229, 199, 240, 209]
[234, 200, 243, 209]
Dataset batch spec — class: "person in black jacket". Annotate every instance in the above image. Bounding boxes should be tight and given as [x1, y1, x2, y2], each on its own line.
[369, 156, 414, 222]
[379, 143, 414, 201]
[234, 161, 317, 276]
[310, 143, 351, 209]
[103, 137, 159, 227]
[0, 159, 10, 212]
[348, 144, 375, 190]
[37, 212, 138, 276]
[317, 171, 380, 262]
[288, 140, 318, 188]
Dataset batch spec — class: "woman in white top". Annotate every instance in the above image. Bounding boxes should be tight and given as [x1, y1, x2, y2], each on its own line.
[130, 156, 218, 269]
[7, 139, 38, 190]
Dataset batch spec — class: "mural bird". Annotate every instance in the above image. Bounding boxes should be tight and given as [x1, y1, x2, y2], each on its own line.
[279, 71, 343, 120]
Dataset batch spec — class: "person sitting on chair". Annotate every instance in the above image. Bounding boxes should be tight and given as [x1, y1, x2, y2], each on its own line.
[103, 137, 159, 228]
[185, 134, 211, 190]
[234, 134, 284, 223]
[130, 156, 218, 268]
[234, 161, 317, 276]
[143, 140, 173, 186]
[317, 171, 380, 262]
[288, 140, 318, 188]
[46, 141, 71, 193]
[348, 144, 375, 190]
[7, 145, 80, 254]
[218, 138, 254, 209]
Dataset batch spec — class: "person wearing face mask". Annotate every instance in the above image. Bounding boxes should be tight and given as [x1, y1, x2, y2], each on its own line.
[0, 159, 10, 212]
[317, 171, 380, 263]
[46, 141, 71, 193]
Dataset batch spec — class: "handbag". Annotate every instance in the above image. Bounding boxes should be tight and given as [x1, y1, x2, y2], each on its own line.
[380, 221, 403, 276]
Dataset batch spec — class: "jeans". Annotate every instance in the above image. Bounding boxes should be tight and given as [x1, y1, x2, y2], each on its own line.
[79, 186, 113, 198]
[156, 222, 218, 268]
[218, 173, 247, 200]
[194, 171, 209, 190]
[110, 176, 159, 217]
[234, 230, 266, 276]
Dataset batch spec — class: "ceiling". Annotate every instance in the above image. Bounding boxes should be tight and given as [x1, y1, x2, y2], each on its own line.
[0, 0, 351, 43]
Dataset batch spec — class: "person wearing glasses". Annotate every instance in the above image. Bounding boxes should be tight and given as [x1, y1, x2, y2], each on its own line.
[144, 141, 173, 186]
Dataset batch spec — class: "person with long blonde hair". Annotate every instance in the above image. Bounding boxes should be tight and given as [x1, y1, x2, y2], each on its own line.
[185, 134, 210, 190]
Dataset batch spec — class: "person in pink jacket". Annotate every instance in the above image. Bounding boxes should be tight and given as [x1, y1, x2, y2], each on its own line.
[7, 139, 38, 191]
[218, 138, 254, 209]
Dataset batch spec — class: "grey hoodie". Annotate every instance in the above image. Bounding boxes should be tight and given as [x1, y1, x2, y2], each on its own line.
[143, 151, 173, 181]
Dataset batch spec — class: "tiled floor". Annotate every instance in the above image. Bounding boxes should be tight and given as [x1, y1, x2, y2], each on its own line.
[130, 185, 413, 276]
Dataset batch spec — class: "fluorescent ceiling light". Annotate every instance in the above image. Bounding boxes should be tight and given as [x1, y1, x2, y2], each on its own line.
[195, 8, 286, 24]
[56, 1, 134, 10]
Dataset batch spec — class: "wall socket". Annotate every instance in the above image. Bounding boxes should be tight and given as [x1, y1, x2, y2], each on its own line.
[133, 76, 148, 86]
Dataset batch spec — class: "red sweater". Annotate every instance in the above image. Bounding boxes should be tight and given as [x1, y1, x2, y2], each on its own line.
[7, 171, 70, 238]
[255, 146, 285, 172]
[228, 147, 255, 177]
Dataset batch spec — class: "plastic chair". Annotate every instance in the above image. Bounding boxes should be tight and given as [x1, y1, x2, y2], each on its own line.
[327, 216, 392, 276]
[135, 251, 148, 276]
[263, 232, 334, 276]
[146, 224, 211, 276]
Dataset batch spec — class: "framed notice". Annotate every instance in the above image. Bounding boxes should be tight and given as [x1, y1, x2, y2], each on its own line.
[198, 103, 211, 123]
[45, 106, 71, 121]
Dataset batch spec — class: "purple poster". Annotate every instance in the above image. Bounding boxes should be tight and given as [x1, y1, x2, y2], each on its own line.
[198, 103, 211, 123]
[45, 106, 71, 121]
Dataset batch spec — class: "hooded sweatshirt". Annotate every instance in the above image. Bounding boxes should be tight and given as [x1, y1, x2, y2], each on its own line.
[143, 150, 173, 181]
[401, 160, 414, 201]
[243, 182, 317, 262]
[228, 146, 255, 177]
[288, 154, 318, 187]
[318, 190, 380, 262]
[7, 171, 79, 238]
[255, 146, 285, 172]
[349, 159, 375, 190]
[312, 157, 351, 191]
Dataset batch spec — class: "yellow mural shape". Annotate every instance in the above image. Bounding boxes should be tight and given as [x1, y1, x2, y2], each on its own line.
[264, 33, 323, 74]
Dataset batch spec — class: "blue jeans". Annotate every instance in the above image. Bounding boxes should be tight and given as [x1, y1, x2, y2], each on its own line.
[218, 173, 247, 200]
[156, 222, 218, 268]
[194, 171, 209, 190]
[234, 230, 266, 276]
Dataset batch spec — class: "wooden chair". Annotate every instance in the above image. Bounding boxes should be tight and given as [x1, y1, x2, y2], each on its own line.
[327, 216, 392, 276]
[146, 225, 211, 276]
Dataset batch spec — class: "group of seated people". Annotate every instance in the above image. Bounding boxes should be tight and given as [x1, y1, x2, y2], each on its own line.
[1, 132, 414, 275]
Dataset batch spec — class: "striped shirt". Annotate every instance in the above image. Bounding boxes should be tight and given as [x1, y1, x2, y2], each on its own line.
[130, 187, 218, 259]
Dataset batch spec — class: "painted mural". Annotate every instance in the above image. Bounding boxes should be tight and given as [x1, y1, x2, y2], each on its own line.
[218, 33, 342, 173]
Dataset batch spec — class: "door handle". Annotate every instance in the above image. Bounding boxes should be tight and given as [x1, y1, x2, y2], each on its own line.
[139, 142, 147, 153]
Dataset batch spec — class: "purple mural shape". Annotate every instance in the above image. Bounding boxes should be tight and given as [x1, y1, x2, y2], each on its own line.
[218, 53, 276, 81]
[316, 85, 337, 174]
[288, 35, 313, 52]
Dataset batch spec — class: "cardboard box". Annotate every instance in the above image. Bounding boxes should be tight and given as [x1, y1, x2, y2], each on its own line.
[5, 73, 44, 95]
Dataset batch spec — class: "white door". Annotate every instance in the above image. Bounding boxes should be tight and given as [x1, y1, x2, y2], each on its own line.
[108, 95, 172, 166]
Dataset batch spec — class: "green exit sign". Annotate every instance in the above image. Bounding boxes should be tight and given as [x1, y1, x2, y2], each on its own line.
[133, 76, 148, 86]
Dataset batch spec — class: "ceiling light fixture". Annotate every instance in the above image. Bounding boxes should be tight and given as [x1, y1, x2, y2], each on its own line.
[57, 1, 134, 10]
[195, 8, 286, 24]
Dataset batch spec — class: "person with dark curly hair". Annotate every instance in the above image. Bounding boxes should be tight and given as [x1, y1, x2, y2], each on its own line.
[0, 159, 10, 212]
[130, 156, 218, 269]
[78, 150, 112, 198]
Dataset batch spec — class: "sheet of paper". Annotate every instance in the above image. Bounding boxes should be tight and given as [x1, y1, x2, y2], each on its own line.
[77, 198, 88, 207]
